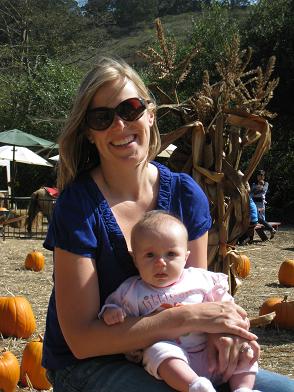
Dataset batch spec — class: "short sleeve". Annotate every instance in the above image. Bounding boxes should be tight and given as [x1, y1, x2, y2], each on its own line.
[203, 271, 234, 303]
[43, 185, 99, 258]
[176, 173, 212, 241]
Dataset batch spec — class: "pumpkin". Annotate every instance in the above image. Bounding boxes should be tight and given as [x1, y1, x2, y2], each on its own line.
[259, 295, 294, 329]
[0, 350, 20, 392]
[20, 335, 51, 390]
[25, 250, 45, 272]
[0, 296, 36, 338]
[278, 259, 294, 287]
[228, 250, 251, 279]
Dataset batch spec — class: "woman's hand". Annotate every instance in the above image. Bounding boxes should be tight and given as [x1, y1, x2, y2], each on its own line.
[206, 333, 260, 383]
[183, 301, 258, 341]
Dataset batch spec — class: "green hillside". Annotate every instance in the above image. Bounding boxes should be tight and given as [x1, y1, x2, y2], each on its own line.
[97, 12, 195, 64]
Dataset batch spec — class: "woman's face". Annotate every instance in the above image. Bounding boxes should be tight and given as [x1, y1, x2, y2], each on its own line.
[86, 78, 154, 167]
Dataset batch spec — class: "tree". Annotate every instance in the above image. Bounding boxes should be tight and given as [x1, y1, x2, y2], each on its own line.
[158, 0, 202, 16]
[82, 0, 115, 27]
[242, 0, 294, 222]
[0, 59, 82, 140]
[0, 0, 106, 73]
[111, 0, 158, 28]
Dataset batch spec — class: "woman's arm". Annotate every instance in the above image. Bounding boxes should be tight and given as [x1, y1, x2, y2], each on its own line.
[55, 247, 257, 360]
[186, 231, 208, 269]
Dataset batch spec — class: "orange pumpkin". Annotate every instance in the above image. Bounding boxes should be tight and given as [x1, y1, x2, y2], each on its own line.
[20, 335, 51, 390]
[0, 350, 20, 392]
[0, 296, 36, 338]
[259, 295, 294, 329]
[278, 259, 294, 287]
[25, 250, 45, 272]
[229, 251, 251, 279]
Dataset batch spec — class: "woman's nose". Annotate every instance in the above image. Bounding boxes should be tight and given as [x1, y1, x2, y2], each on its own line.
[111, 113, 126, 130]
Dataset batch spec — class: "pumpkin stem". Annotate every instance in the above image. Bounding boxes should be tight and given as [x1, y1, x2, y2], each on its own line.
[38, 333, 44, 342]
[282, 295, 288, 302]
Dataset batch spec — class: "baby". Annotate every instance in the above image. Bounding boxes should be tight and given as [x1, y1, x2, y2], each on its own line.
[100, 210, 259, 392]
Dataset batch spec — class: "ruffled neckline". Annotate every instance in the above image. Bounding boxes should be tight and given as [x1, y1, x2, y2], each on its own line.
[85, 161, 172, 273]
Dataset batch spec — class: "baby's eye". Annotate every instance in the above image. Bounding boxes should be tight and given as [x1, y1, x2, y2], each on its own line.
[146, 252, 154, 258]
[167, 251, 176, 258]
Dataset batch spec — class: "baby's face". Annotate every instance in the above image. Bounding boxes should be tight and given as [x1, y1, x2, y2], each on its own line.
[132, 222, 189, 287]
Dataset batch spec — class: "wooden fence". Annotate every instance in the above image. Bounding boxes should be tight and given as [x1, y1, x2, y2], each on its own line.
[0, 196, 54, 240]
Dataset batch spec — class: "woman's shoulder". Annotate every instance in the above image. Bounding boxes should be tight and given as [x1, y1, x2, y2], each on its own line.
[58, 172, 101, 206]
[152, 161, 201, 188]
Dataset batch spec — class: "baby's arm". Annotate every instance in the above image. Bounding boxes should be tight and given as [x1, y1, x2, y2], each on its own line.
[102, 305, 126, 325]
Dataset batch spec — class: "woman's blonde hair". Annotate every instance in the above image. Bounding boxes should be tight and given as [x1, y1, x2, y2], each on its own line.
[57, 56, 161, 190]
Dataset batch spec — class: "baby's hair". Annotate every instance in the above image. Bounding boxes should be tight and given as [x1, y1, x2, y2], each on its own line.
[131, 210, 188, 250]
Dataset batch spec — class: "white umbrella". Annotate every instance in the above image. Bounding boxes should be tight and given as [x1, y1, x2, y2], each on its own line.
[0, 145, 52, 167]
[157, 144, 177, 158]
[49, 154, 59, 161]
[0, 159, 11, 196]
[0, 145, 52, 199]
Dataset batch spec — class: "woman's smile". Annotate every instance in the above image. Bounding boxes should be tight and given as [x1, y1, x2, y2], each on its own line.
[110, 134, 137, 147]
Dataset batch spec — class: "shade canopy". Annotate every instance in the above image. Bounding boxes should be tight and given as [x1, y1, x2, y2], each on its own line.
[0, 145, 52, 167]
[0, 129, 57, 148]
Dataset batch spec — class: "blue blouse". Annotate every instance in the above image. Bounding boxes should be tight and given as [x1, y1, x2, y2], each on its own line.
[42, 161, 212, 370]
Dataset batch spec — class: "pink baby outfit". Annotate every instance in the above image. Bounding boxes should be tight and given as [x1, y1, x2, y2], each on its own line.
[100, 267, 258, 383]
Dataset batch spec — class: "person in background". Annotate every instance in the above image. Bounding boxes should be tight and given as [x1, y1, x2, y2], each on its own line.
[250, 170, 268, 220]
[239, 182, 275, 245]
[101, 210, 260, 392]
[250, 172, 276, 239]
[238, 190, 258, 246]
[42, 56, 294, 391]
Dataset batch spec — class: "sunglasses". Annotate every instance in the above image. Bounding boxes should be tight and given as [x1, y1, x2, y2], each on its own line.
[85, 97, 148, 131]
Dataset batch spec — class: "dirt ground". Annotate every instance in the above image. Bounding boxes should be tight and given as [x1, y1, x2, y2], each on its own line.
[0, 225, 293, 391]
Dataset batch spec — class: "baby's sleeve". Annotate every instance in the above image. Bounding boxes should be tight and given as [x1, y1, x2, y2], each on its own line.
[99, 277, 141, 317]
[204, 272, 234, 303]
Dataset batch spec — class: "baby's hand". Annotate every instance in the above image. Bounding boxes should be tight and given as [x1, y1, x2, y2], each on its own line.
[103, 307, 126, 325]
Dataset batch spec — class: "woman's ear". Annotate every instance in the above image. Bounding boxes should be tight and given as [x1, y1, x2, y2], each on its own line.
[85, 130, 95, 144]
[148, 110, 155, 127]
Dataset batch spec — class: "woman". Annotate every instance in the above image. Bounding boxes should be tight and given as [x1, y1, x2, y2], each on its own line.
[43, 56, 294, 391]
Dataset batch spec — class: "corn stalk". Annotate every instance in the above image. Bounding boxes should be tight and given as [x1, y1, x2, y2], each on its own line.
[139, 20, 278, 300]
